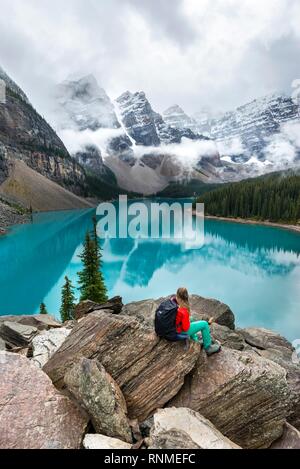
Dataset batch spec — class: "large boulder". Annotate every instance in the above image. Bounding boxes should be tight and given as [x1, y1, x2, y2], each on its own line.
[239, 328, 300, 430]
[31, 327, 71, 368]
[123, 295, 235, 330]
[0, 314, 62, 331]
[64, 358, 132, 443]
[43, 311, 200, 422]
[83, 434, 131, 450]
[170, 347, 291, 448]
[256, 347, 300, 430]
[148, 408, 240, 449]
[189, 295, 235, 329]
[74, 297, 123, 320]
[238, 327, 293, 352]
[0, 352, 88, 449]
[0, 321, 38, 348]
[270, 422, 300, 449]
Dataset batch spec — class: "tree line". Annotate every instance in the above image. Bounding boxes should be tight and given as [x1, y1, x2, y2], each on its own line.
[40, 215, 108, 322]
[196, 171, 300, 224]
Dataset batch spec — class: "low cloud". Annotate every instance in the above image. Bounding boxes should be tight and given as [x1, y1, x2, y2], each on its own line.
[263, 120, 300, 167]
[59, 128, 124, 155]
[58, 125, 219, 175]
[216, 137, 246, 157]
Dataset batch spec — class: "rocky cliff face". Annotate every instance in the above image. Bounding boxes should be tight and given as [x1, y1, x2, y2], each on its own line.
[0, 68, 87, 199]
[116, 92, 207, 146]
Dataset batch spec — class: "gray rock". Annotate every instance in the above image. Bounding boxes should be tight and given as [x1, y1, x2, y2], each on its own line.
[149, 408, 240, 449]
[83, 434, 131, 450]
[64, 358, 132, 443]
[171, 347, 292, 448]
[0, 314, 62, 331]
[31, 327, 71, 368]
[238, 327, 293, 351]
[0, 352, 89, 449]
[0, 321, 38, 347]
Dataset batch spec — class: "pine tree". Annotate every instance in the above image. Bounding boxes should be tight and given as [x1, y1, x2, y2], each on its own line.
[78, 227, 108, 304]
[60, 276, 76, 323]
[40, 303, 48, 315]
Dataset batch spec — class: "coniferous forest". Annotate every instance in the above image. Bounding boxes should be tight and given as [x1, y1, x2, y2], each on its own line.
[196, 171, 300, 224]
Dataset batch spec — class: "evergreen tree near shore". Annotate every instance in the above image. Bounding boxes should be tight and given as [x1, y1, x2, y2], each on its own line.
[196, 171, 300, 224]
[39, 303, 48, 315]
[78, 217, 108, 304]
[60, 276, 76, 323]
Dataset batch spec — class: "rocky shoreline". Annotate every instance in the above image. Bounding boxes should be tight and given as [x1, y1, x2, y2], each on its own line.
[0, 197, 30, 234]
[0, 295, 299, 449]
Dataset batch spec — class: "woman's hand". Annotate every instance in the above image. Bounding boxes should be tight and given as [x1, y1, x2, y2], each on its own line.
[208, 317, 215, 325]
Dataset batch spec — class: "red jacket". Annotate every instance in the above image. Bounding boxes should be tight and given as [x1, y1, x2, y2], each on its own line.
[176, 306, 190, 333]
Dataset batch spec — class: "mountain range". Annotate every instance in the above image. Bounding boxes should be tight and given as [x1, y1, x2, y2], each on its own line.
[0, 66, 300, 219]
[52, 74, 300, 194]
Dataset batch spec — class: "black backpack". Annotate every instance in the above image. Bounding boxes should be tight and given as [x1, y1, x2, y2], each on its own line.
[155, 298, 178, 341]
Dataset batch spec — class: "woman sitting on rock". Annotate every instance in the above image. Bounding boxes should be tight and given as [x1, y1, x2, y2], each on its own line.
[175, 287, 221, 356]
[155, 288, 221, 356]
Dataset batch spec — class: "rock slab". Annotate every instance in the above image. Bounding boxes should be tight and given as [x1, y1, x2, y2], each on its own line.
[0, 321, 37, 347]
[171, 347, 291, 448]
[0, 352, 88, 449]
[64, 358, 132, 443]
[149, 408, 240, 449]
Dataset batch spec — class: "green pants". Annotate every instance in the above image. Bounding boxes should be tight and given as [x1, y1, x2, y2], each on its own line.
[187, 321, 212, 349]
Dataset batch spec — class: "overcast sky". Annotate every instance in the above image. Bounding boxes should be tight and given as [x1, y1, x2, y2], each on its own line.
[0, 0, 300, 117]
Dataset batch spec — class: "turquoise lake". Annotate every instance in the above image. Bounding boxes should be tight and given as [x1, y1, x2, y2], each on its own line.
[0, 201, 300, 342]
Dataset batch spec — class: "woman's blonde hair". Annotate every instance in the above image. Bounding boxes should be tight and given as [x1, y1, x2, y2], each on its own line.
[176, 287, 190, 313]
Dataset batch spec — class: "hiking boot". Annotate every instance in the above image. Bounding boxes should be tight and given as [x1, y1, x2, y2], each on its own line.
[205, 342, 221, 356]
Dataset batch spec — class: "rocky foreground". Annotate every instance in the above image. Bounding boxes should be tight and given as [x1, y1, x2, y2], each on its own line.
[0, 295, 300, 450]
